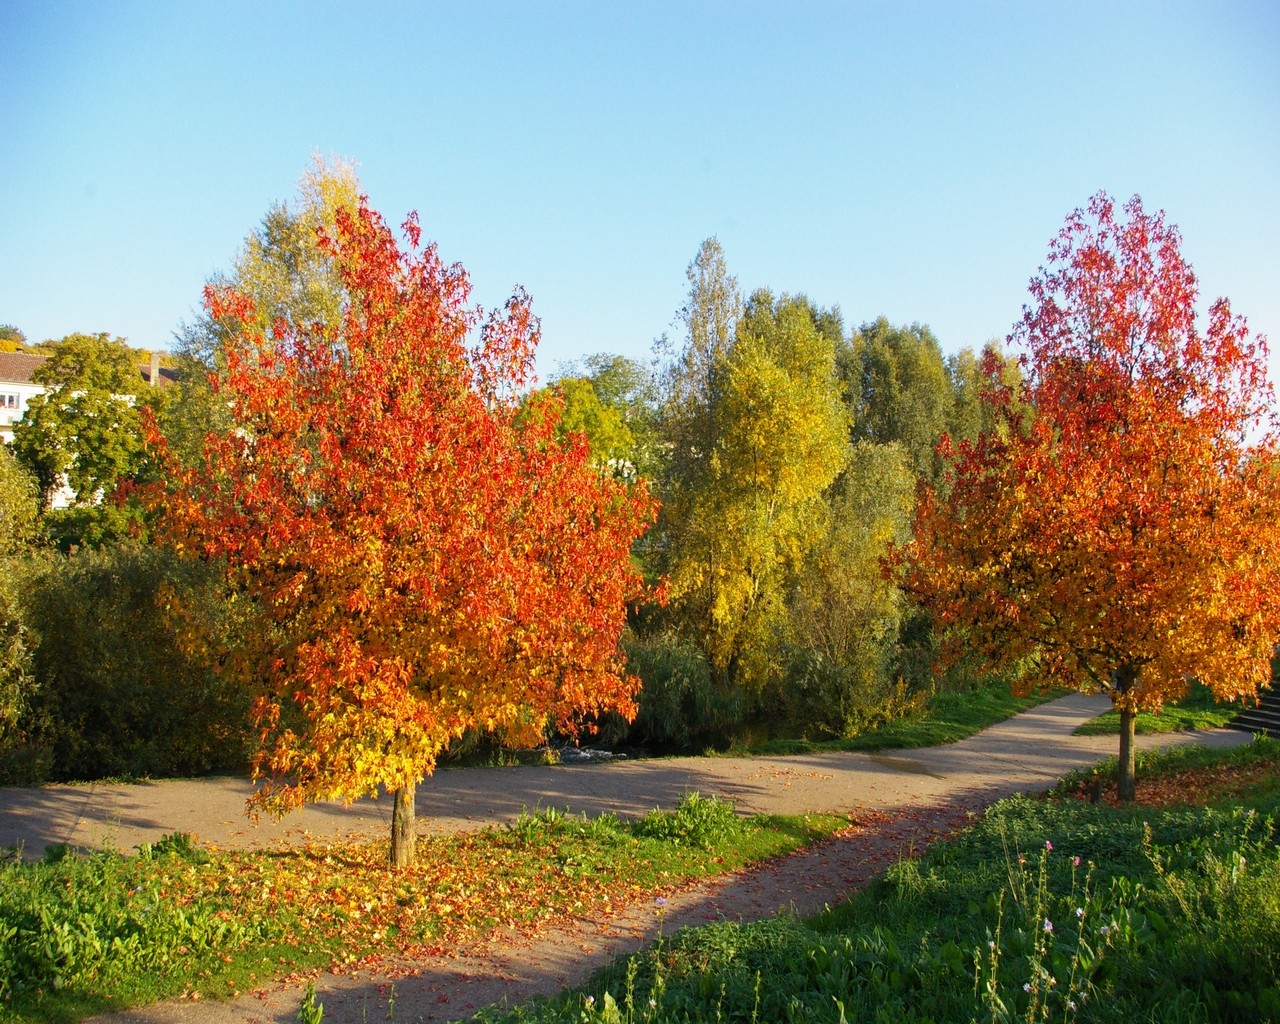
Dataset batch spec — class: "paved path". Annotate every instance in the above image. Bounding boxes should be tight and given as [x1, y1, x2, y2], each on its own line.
[0, 694, 1252, 1024]
[0, 693, 1248, 858]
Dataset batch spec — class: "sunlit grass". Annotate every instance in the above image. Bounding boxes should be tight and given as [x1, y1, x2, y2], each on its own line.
[478, 739, 1280, 1023]
[1072, 681, 1243, 736]
[744, 681, 1062, 756]
[0, 797, 848, 1024]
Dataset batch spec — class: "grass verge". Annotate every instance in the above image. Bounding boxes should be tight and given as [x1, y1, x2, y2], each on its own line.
[746, 681, 1063, 756]
[0, 795, 849, 1024]
[1072, 681, 1242, 736]
[478, 737, 1280, 1023]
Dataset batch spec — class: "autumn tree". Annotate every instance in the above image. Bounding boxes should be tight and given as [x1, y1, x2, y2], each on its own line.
[902, 192, 1280, 801]
[148, 199, 654, 867]
[660, 278, 849, 688]
[166, 157, 362, 468]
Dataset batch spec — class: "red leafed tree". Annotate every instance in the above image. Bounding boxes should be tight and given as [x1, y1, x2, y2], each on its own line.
[902, 192, 1280, 801]
[149, 200, 655, 866]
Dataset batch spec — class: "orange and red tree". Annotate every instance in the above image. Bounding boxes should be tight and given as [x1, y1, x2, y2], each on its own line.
[902, 192, 1280, 800]
[149, 200, 655, 866]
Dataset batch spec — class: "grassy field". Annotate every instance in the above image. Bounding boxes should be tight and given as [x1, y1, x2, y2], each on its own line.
[1073, 681, 1243, 737]
[0, 796, 849, 1024]
[746, 681, 1063, 755]
[478, 738, 1280, 1023]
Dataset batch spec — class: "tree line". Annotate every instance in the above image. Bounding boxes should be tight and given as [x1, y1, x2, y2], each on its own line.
[2, 162, 1276, 838]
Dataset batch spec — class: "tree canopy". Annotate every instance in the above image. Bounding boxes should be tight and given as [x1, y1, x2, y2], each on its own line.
[148, 199, 655, 866]
[902, 192, 1280, 800]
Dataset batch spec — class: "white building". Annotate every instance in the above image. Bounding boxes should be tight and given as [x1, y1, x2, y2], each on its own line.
[0, 352, 51, 445]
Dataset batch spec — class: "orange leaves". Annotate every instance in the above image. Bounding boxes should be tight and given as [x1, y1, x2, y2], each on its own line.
[149, 198, 657, 844]
[903, 191, 1280, 717]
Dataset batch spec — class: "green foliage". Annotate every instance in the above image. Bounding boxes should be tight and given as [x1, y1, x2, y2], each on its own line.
[841, 318, 954, 486]
[0, 801, 844, 1021]
[747, 680, 1048, 755]
[633, 794, 744, 850]
[624, 632, 744, 751]
[785, 442, 915, 736]
[10, 333, 157, 520]
[7, 543, 252, 782]
[0, 846, 268, 1005]
[548, 354, 661, 482]
[297, 982, 325, 1024]
[660, 278, 850, 690]
[0, 558, 35, 743]
[0, 446, 39, 557]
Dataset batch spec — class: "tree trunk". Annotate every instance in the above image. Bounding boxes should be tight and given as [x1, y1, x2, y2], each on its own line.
[1117, 705, 1137, 803]
[391, 779, 416, 869]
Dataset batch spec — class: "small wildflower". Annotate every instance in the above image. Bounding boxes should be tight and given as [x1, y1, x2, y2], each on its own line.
[649, 999, 657, 1009]
[1023, 983, 1032, 993]
[1072, 856, 1081, 867]
[1068, 1000, 1077, 1012]
[1043, 918, 1053, 933]
[988, 940, 996, 950]
[655, 897, 668, 906]
[585, 996, 595, 1007]
[1018, 854, 1026, 865]
[1100, 925, 1110, 936]
[1076, 907, 1084, 918]
[1045, 840, 1053, 852]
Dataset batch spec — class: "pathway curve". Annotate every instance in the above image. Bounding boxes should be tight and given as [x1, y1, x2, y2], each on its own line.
[0, 693, 1248, 1024]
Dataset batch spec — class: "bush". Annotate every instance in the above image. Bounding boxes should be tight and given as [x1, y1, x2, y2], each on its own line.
[624, 632, 743, 751]
[6, 543, 253, 782]
[763, 648, 909, 741]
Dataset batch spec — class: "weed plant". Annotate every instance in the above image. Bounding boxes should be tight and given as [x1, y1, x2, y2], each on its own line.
[477, 739, 1280, 1023]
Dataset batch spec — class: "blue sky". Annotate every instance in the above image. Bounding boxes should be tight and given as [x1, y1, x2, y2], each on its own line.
[2, 1, 1277, 384]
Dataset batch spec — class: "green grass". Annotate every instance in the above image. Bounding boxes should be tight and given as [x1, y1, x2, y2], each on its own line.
[0, 795, 849, 1024]
[1072, 681, 1243, 736]
[477, 737, 1280, 1023]
[745, 681, 1063, 756]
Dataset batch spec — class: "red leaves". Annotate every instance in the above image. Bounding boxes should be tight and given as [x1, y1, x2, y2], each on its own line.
[903, 191, 1280, 716]
[150, 199, 657, 828]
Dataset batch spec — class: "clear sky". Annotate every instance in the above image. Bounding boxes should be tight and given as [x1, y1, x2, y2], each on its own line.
[2, 1, 1277, 384]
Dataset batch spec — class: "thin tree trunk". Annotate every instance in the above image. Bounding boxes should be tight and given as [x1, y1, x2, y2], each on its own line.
[391, 779, 416, 869]
[1117, 705, 1137, 803]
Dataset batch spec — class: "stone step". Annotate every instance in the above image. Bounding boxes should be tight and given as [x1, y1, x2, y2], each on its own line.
[1229, 683, 1280, 738]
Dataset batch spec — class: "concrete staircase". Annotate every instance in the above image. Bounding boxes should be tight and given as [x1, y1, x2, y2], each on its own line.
[1230, 684, 1280, 738]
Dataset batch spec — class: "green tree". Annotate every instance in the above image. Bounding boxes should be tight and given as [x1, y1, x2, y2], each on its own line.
[545, 354, 662, 482]
[946, 341, 1025, 449]
[11, 333, 157, 530]
[661, 281, 849, 688]
[787, 441, 915, 734]
[840, 318, 955, 485]
[0, 445, 38, 558]
[0, 448, 38, 739]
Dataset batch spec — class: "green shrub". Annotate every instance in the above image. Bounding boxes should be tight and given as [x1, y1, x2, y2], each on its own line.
[8, 543, 253, 782]
[625, 633, 743, 751]
[634, 793, 744, 850]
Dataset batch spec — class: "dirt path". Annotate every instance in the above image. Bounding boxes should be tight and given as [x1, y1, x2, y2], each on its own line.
[3, 694, 1242, 1024]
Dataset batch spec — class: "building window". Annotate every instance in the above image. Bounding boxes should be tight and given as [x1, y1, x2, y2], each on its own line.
[1, 394, 18, 410]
